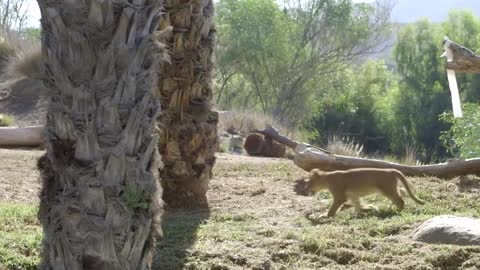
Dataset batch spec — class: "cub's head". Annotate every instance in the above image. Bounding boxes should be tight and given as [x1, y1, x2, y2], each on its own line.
[304, 169, 328, 195]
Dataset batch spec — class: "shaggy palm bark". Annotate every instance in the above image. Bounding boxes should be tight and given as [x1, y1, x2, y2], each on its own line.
[155, 0, 218, 208]
[36, 0, 164, 269]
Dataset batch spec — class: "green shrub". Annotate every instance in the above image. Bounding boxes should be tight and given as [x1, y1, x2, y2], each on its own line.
[440, 103, 480, 159]
[0, 114, 14, 126]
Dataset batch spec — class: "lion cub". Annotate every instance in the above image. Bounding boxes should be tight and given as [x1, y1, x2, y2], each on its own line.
[305, 168, 425, 217]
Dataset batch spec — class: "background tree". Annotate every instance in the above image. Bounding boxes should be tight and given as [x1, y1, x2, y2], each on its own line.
[156, 0, 218, 208]
[391, 19, 450, 162]
[307, 60, 393, 154]
[215, 0, 393, 130]
[0, 0, 28, 35]
[36, 0, 163, 268]
[306, 10, 480, 162]
[384, 11, 480, 161]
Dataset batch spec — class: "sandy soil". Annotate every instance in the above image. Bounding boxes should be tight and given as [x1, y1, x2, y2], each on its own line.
[0, 148, 43, 204]
[0, 149, 303, 205]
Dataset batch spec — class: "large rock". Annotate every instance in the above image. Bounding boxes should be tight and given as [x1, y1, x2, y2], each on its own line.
[412, 215, 480, 246]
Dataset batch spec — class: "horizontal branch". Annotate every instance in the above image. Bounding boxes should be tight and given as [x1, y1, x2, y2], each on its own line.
[293, 143, 480, 179]
[0, 126, 44, 146]
[260, 125, 480, 179]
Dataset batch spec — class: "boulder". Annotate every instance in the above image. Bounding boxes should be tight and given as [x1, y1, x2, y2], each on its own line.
[412, 215, 480, 246]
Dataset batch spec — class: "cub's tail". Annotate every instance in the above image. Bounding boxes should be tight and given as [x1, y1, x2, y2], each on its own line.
[394, 170, 425, 205]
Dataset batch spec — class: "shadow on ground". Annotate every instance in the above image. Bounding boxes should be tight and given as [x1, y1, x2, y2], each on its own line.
[154, 209, 210, 269]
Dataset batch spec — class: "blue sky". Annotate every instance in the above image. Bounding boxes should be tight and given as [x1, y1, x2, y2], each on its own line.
[25, 0, 377, 28]
[26, 0, 480, 27]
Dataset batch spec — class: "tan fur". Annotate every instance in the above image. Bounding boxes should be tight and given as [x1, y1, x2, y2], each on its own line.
[305, 168, 425, 217]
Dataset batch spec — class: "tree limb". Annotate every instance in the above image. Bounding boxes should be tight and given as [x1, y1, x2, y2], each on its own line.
[0, 125, 44, 146]
[444, 38, 480, 73]
[258, 125, 480, 179]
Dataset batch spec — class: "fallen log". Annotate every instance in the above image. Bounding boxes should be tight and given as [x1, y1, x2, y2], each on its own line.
[256, 125, 480, 179]
[244, 133, 286, 158]
[0, 126, 44, 147]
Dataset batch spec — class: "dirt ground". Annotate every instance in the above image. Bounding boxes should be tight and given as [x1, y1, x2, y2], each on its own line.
[0, 148, 43, 204]
[0, 149, 301, 205]
[1, 148, 480, 270]
[0, 78, 48, 127]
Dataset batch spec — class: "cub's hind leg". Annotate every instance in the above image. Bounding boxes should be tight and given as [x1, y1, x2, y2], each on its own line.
[326, 196, 347, 217]
[378, 179, 405, 211]
[350, 195, 378, 214]
[380, 185, 405, 211]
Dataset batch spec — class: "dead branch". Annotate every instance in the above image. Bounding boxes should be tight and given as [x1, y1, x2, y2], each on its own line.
[444, 38, 480, 73]
[0, 125, 43, 146]
[259, 125, 480, 179]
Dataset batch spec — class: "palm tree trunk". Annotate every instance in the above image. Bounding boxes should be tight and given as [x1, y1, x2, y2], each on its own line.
[36, 0, 164, 269]
[155, 0, 218, 208]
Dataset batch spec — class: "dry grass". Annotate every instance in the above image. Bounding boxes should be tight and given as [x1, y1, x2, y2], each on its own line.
[218, 111, 306, 141]
[4, 45, 43, 80]
[383, 144, 422, 166]
[1, 149, 480, 269]
[324, 135, 364, 157]
[0, 33, 42, 80]
[403, 144, 422, 166]
[324, 136, 423, 166]
[0, 42, 15, 72]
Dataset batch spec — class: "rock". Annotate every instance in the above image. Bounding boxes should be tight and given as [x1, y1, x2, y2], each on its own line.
[412, 215, 480, 246]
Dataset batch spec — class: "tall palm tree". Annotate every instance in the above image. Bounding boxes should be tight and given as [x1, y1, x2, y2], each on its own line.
[36, 0, 164, 269]
[156, 0, 219, 208]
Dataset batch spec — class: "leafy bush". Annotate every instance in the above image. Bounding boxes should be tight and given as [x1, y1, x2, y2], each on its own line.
[0, 114, 14, 126]
[440, 103, 480, 159]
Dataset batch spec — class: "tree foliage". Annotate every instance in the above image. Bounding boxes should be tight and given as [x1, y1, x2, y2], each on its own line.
[440, 103, 480, 159]
[214, 0, 392, 129]
[307, 60, 393, 154]
[390, 12, 480, 161]
[215, 3, 480, 161]
[392, 19, 451, 161]
[307, 10, 480, 161]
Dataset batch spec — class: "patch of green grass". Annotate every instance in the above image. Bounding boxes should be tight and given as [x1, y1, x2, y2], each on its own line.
[123, 184, 149, 210]
[213, 161, 304, 179]
[195, 213, 258, 242]
[0, 203, 41, 270]
[0, 114, 15, 127]
[213, 213, 256, 223]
